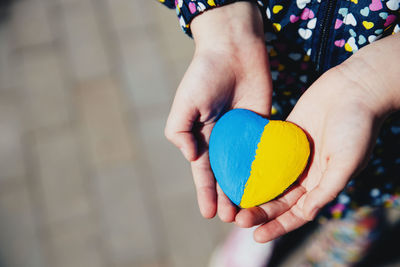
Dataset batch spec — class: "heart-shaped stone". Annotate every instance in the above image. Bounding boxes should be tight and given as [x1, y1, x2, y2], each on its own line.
[209, 109, 310, 208]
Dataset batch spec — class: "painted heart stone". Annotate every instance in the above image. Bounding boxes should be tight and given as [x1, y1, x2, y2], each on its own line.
[209, 109, 310, 208]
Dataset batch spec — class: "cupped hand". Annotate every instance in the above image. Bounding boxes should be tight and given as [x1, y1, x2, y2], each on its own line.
[164, 2, 273, 221]
[235, 61, 391, 242]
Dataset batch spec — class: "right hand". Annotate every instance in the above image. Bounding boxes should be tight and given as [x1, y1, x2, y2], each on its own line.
[164, 2, 273, 221]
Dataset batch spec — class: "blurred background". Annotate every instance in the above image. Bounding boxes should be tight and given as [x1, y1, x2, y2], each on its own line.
[0, 0, 232, 266]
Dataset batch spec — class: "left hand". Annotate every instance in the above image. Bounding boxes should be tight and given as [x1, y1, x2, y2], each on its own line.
[234, 33, 400, 242]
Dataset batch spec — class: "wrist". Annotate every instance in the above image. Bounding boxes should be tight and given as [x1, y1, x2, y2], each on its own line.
[336, 34, 400, 118]
[191, 2, 265, 53]
[346, 34, 400, 115]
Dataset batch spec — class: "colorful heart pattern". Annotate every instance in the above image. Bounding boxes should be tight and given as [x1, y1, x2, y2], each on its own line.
[298, 28, 312, 39]
[386, 0, 400, 10]
[169, 0, 400, 56]
[369, 0, 383, 11]
[334, 39, 346, 47]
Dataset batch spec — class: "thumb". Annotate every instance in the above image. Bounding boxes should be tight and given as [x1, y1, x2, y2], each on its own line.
[302, 163, 352, 220]
[164, 93, 199, 162]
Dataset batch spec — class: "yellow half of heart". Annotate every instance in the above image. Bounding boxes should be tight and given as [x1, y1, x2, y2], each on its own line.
[240, 121, 310, 208]
[363, 21, 374, 30]
[351, 0, 358, 4]
[272, 5, 283, 14]
[207, 0, 216, 6]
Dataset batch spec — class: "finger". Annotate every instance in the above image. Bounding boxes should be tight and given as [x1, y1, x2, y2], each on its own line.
[191, 151, 217, 219]
[216, 184, 238, 223]
[235, 207, 269, 228]
[254, 204, 308, 243]
[302, 163, 352, 220]
[235, 184, 306, 228]
[165, 94, 199, 162]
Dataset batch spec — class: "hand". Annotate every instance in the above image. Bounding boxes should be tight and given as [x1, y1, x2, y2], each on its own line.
[164, 2, 273, 221]
[235, 42, 400, 242]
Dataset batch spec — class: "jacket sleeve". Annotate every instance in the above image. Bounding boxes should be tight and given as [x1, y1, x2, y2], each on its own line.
[158, 0, 175, 9]
[157, 0, 263, 37]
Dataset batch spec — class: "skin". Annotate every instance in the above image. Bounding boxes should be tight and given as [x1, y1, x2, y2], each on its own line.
[165, 2, 272, 221]
[164, 2, 400, 242]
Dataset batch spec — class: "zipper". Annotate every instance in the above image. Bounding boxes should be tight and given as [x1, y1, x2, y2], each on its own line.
[315, 0, 337, 73]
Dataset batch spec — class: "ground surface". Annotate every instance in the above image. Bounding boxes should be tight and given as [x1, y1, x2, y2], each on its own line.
[0, 1, 231, 266]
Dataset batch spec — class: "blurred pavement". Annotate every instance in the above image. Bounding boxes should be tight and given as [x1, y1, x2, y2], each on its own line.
[0, 0, 231, 266]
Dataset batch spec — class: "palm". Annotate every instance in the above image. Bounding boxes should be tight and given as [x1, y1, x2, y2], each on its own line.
[235, 71, 382, 242]
[166, 45, 272, 220]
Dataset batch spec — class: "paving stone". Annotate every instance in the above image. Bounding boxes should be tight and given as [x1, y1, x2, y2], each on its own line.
[61, 0, 110, 81]
[33, 127, 92, 225]
[158, 192, 231, 267]
[0, 94, 26, 185]
[53, 0, 82, 6]
[94, 163, 160, 266]
[152, 0, 194, 87]
[75, 77, 135, 168]
[118, 31, 172, 109]
[0, 26, 18, 91]
[11, 0, 53, 48]
[114, 261, 167, 267]
[152, 1, 194, 64]
[135, 112, 194, 198]
[106, 0, 153, 32]
[45, 213, 105, 267]
[0, 185, 45, 267]
[0, 1, 236, 267]
[19, 48, 71, 130]
[135, 110, 230, 267]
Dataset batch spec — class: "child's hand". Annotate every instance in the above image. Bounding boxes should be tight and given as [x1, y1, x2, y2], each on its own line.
[164, 2, 273, 221]
[235, 33, 400, 242]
